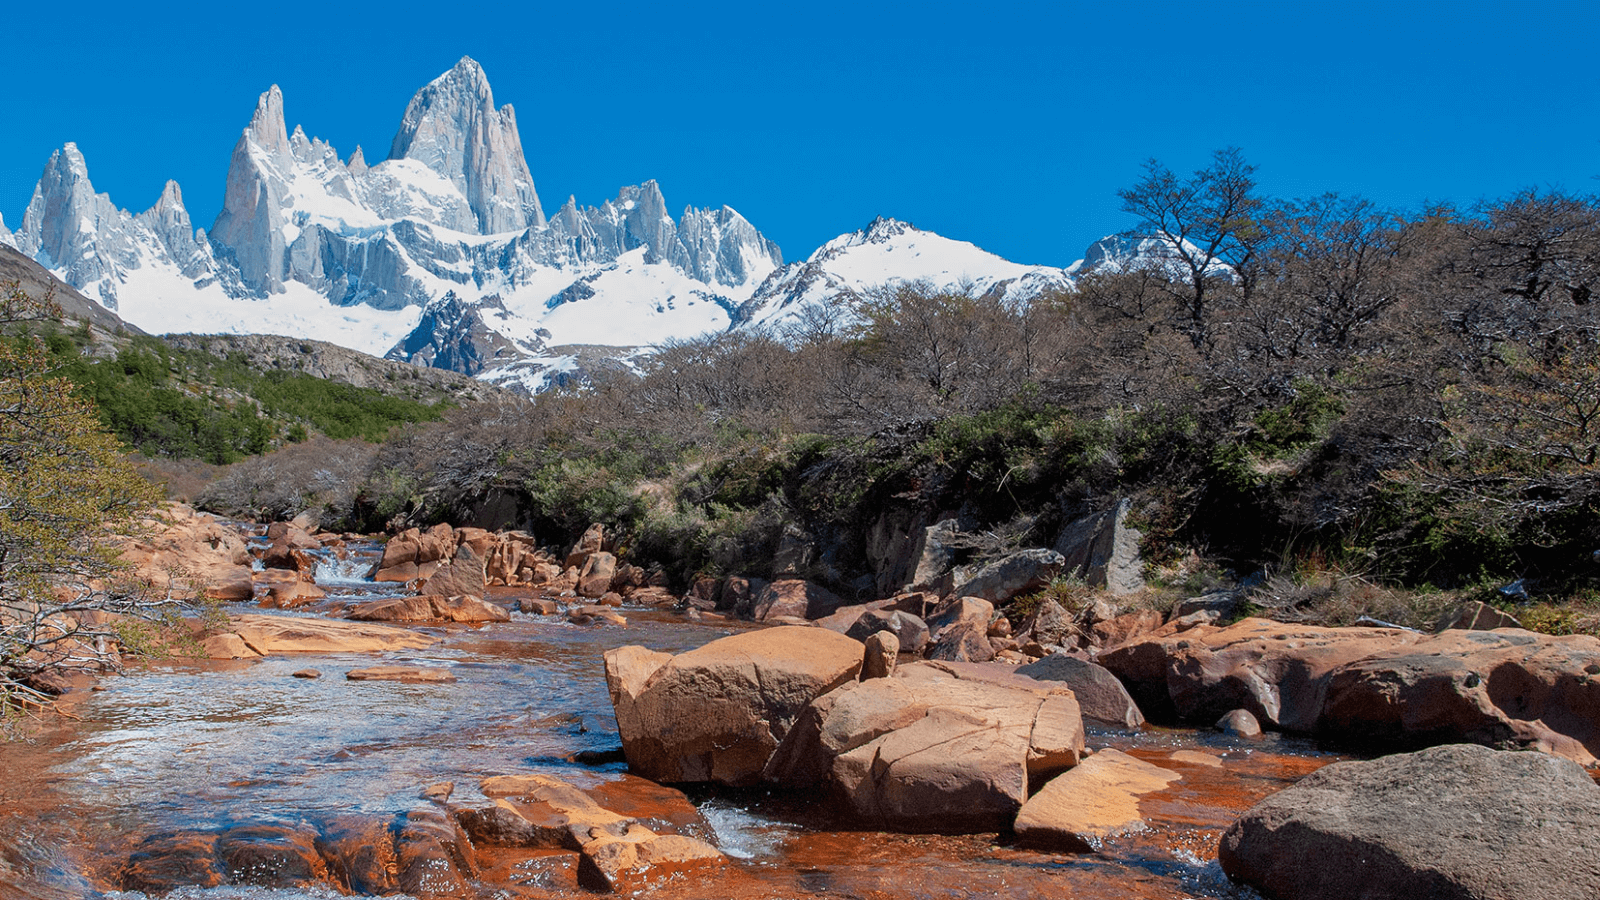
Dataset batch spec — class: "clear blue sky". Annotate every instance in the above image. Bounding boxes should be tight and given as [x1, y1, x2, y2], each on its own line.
[4, 1, 1598, 268]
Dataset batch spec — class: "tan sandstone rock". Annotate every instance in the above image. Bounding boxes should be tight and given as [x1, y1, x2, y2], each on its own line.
[604, 626, 864, 785]
[1014, 748, 1182, 851]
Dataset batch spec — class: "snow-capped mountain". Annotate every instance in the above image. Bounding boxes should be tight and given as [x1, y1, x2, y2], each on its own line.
[737, 216, 1074, 332]
[6, 55, 1154, 393]
[0, 212, 14, 249]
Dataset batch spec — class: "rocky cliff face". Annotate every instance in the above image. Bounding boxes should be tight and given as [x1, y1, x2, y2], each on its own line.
[387, 56, 544, 235]
[14, 144, 216, 312]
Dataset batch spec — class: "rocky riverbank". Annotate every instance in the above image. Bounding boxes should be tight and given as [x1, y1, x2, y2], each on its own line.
[6, 509, 1597, 899]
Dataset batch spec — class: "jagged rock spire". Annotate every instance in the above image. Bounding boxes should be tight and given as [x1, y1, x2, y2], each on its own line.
[387, 56, 544, 234]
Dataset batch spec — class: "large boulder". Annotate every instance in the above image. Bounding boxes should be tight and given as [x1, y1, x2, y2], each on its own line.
[925, 596, 996, 662]
[767, 660, 1085, 832]
[845, 608, 930, 655]
[1319, 628, 1600, 763]
[1053, 497, 1144, 594]
[1220, 743, 1600, 900]
[751, 579, 847, 622]
[420, 545, 487, 599]
[346, 595, 509, 624]
[577, 551, 618, 599]
[1017, 654, 1144, 730]
[115, 503, 255, 600]
[951, 550, 1065, 604]
[603, 626, 864, 785]
[1098, 618, 1419, 732]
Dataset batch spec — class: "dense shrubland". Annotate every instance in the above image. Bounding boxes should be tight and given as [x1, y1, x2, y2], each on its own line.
[20, 330, 454, 464]
[190, 150, 1600, 615]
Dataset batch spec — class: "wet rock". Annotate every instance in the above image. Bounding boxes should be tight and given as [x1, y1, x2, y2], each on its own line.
[1167, 749, 1224, 767]
[568, 605, 626, 626]
[520, 597, 560, 615]
[395, 808, 477, 896]
[469, 772, 725, 891]
[202, 632, 260, 659]
[346, 594, 508, 624]
[291, 669, 321, 679]
[431, 594, 511, 623]
[862, 631, 899, 679]
[346, 665, 457, 684]
[215, 823, 326, 888]
[845, 608, 930, 655]
[768, 660, 1084, 832]
[1016, 654, 1144, 730]
[604, 626, 863, 785]
[1217, 708, 1262, 738]
[119, 831, 225, 894]
[951, 549, 1065, 604]
[926, 596, 996, 662]
[260, 578, 326, 609]
[577, 824, 724, 893]
[220, 614, 437, 655]
[752, 578, 847, 622]
[421, 782, 454, 802]
[1014, 749, 1181, 852]
[1220, 744, 1600, 900]
[317, 815, 401, 895]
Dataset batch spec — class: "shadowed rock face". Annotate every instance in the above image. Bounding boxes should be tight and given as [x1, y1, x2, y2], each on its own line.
[1098, 617, 1600, 763]
[1220, 743, 1600, 900]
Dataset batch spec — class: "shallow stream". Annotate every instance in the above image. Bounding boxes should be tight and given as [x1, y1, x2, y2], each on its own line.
[1, 543, 1338, 899]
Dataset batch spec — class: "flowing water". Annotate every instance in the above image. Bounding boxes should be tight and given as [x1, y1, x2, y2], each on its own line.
[2, 542, 1334, 899]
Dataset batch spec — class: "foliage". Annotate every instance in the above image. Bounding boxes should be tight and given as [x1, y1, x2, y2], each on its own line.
[0, 283, 164, 722]
[33, 333, 450, 464]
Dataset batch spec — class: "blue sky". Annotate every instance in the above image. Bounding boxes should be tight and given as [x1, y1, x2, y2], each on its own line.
[4, 1, 1598, 267]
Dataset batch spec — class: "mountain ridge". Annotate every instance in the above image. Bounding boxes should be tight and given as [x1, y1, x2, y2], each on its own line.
[6, 55, 1149, 394]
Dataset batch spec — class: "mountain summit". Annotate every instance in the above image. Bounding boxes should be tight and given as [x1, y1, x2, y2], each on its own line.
[389, 56, 544, 234]
[5, 58, 1139, 393]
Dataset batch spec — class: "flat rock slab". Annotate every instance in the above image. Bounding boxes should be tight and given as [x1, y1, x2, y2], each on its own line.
[222, 614, 438, 655]
[1098, 617, 1600, 763]
[1220, 743, 1600, 900]
[1014, 748, 1181, 851]
[346, 666, 457, 684]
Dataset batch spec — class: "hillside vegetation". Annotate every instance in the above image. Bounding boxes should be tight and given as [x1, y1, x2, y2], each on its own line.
[21, 328, 471, 464]
[98, 150, 1599, 623]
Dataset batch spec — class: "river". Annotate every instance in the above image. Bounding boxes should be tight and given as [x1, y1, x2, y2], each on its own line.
[0, 541, 1335, 899]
